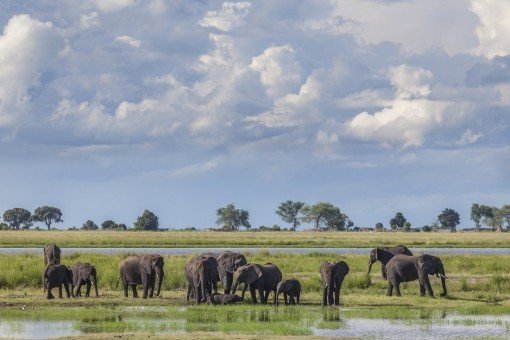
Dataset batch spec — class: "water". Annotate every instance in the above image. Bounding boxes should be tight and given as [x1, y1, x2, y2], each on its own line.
[0, 309, 508, 339]
[1, 247, 509, 255]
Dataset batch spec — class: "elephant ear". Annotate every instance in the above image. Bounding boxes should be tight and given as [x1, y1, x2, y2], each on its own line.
[143, 258, 152, 275]
[220, 256, 236, 274]
[418, 258, 434, 275]
[246, 265, 263, 284]
[337, 261, 350, 277]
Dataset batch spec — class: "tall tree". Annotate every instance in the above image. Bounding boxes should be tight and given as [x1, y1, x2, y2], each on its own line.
[301, 202, 347, 231]
[3, 208, 32, 230]
[101, 220, 118, 230]
[470, 204, 481, 229]
[438, 208, 460, 231]
[216, 203, 251, 230]
[389, 212, 406, 230]
[275, 200, 305, 231]
[32, 206, 63, 230]
[81, 220, 99, 230]
[375, 222, 384, 231]
[133, 209, 159, 231]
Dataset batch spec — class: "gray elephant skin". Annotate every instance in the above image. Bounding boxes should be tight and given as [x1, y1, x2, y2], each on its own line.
[185, 255, 218, 303]
[216, 251, 248, 294]
[276, 278, 301, 305]
[44, 243, 61, 266]
[320, 260, 349, 306]
[232, 263, 282, 304]
[119, 254, 164, 298]
[71, 262, 98, 298]
[385, 254, 447, 297]
[368, 245, 413, 279]
[208, 292, 243, 305]
[43, 264, 73, 299]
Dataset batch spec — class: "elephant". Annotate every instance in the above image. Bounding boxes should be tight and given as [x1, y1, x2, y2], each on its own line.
[185, 256, 219, 303]
[385, 254, 447, 297]
[276, 278, 301, 305]
[119, 254, 164, 299]
[232, 263, 282, 304]
[208, 292, 243, 305]
[43, 264, 73, 299]
[320, 260, 349, 306]
[44, 243, 61, 266]
[71, 262, 98, 298]
[216, 251, 248, 294]
[368, 245, 413, 279]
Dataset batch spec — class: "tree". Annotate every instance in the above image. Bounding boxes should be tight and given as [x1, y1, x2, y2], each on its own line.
[117, 223, 128, 231]
[133, 209, 159, 231]
[498, 205, 510, 231]
[403, 221, 412, 232]
[421, 225, 432, 232]
[438, 208, 460, 231]
[32, 206, 63, 230]
[275, 200, 305, 231]
[345, 219, 354, 231]
[470, 204, 481, 229]
[3, 208, 32, 230]
[101, 220, 118, 230]
[389, 212, 406, 230]
[81, 220, 98, 230]
[301, 202, 347, 231]
[375, 222, 384, 231]
[216, 203, 251, 230]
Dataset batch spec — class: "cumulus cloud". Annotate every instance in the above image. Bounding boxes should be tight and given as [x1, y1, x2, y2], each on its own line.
[0, 14, 62, 128]
[456, 129, 483, 146]
[80, 12, 100, 29]
[249, 45, 303, 98]
[115, 35, 141, 48]
[346, 65, 456, 147]
[471, 0, 510, 58]
[199, 2, 251, 32]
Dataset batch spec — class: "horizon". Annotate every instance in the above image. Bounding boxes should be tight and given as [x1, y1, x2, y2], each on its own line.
[0, 1, 508, 231]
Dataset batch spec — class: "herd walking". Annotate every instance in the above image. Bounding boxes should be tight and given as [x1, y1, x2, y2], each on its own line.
[41, 243, 448, 305]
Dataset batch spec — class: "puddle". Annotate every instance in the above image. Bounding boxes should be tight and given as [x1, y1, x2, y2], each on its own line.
[0, 320, 81, 339]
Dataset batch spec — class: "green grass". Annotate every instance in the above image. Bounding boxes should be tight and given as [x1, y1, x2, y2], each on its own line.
[1, 230, 509, 248]
[0, 251, 508, 337]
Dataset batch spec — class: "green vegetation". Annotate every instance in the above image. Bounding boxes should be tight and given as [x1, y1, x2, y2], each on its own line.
[438, 208, 460, 231]
[133, 209, 159, 231]
[32, 206, 63, 230]
[216, 203, 251, 230]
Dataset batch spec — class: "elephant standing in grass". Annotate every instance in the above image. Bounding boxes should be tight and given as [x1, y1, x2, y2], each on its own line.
[385, 254, 447, 297]
[276, 278, 301, 305]
[44, 243, 61, 266]
[216, 251, 248, 294]
[320, 261, 349, 306]
[119, 254, 164, 298]
[368, 245, 413, 279]
[43, 264, 73, 299]
[232, 263, 282, 304]
[71, 262, 98, 298]
[185, 256, 219, 303]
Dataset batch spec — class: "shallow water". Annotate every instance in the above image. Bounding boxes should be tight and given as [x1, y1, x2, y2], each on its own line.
[1, 247, 509, 255]
[0, 308, 508, 339]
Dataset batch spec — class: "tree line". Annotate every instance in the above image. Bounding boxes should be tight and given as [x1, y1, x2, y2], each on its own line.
[1, 202, 509, 232]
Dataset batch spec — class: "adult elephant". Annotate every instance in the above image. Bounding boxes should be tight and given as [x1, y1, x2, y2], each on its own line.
[71, 262, 98, 298]
[119, 254, 164, 299]
[43, 264, 73, 299]
[44, 243, 61, 266]
[185, 255, 218, 303]
[232, 263, 282, 304]
[368, 245, 413, 279]
[320, 260, 349, 306]
[385, 254, 447, 297]
[216, 251, 247, 294]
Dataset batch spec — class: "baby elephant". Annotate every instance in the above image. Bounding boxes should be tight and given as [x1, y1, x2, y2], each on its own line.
[276, 278, 301, 305]
[71, 262, 98, 298]
[43, 264, 73, 299]
[208, 292, 243, 305]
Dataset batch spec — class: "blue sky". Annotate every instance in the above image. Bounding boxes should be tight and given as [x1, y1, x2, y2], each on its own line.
[0, 0, 508, 229]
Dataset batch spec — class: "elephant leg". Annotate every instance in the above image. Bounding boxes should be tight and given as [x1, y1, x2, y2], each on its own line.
[64, 282, 71, 298]
[131, 284, 138, 298]
[86, 282, 91, 298]
[258, 288, 266, 304]
[249, 286, 257, 304]
[297, 292, 300, 305]
[58, 284, 63, 298]
[284, 293, 288, 305]
[395, 281, 401, 297]
[224, 274, 232, 294]
[241, 284, 248, 300]
[334, 287, 340, 306]
[327, 287, 334, 306]
[47, 285, 54, 299]
[76, 283, 82, 297]
[186, 284, 191, 301]
[387, 281, 393, 296]
[290, 295, 296, 305]
[123, 280, 129, 298]
[419, 283, 426, 296]
[322, 287, 328, 306]
[423, 277, 434, 297]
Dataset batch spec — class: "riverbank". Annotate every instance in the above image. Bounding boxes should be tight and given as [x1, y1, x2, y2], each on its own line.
[1, 230, 509, 248]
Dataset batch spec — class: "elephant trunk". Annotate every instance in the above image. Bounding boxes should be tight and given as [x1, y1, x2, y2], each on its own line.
[438, 263, 447, 297]
[156, 272, 163, 297]
[367, 260, 373, 275]
[275, 288, 281, 306]
[232, 281, 239, 294]
[92, 276, 99, 297]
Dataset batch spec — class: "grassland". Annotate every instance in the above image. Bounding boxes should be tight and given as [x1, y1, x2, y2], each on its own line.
[1, 230, 509, 248]
[0, 251, 508, 337]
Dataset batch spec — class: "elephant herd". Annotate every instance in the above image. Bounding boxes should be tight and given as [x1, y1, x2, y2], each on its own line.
[41, 243, 448, 305]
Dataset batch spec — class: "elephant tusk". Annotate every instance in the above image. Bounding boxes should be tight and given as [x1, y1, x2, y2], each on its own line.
[440, 274, 448, 279]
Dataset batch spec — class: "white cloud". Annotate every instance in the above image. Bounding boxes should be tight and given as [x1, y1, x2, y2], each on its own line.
[199, 2, 251, 32]
[456, 129, 483, 145]
[147, 0, 167, 16]
[0, 14, 61, 128]
[471, 0, 510, 58]
[346, 65, 456, 147]
[81, 12, 100, 29]
[92, 0, 138, 13]
[115, 35, 141, 48]
[167, 157, 223, 178]
[250, 45, 303, 98]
